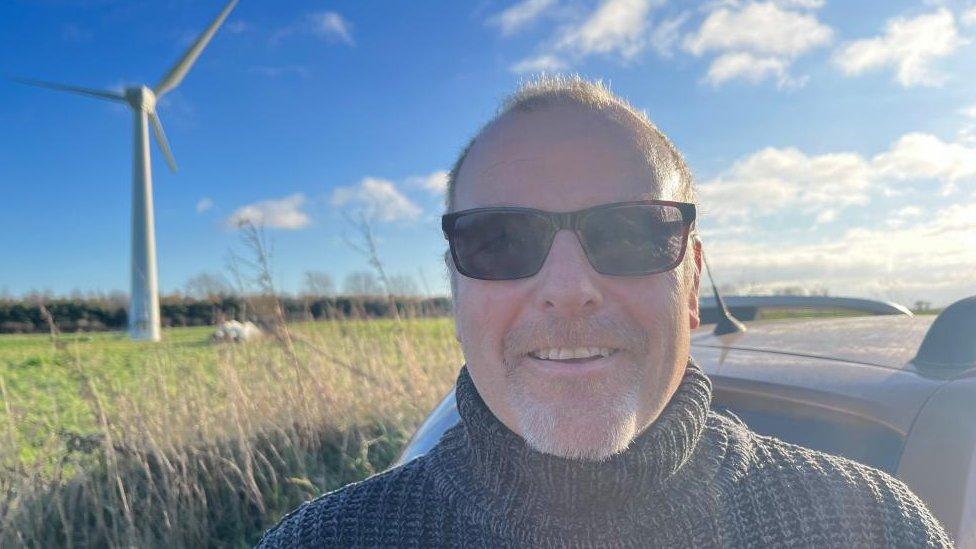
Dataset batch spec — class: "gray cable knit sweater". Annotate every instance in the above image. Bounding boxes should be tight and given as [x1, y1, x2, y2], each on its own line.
[258, 360, 953, 548]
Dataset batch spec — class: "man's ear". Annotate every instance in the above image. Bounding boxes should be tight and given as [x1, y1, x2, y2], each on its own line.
[687, 237, 703, 330]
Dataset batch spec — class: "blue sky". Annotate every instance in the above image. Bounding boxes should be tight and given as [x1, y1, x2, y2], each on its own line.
[1, 0, 974, 306]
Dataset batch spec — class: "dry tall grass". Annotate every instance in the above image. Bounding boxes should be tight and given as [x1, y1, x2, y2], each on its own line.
[0, 316, 461, 547]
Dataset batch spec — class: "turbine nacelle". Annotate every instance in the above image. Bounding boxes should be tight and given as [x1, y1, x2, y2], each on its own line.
[124, 86, 157, 113]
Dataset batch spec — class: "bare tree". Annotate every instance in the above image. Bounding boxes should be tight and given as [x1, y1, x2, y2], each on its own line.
[302, 271, 335, 297]
[343, 271, 383, 296]
[235, 221, 277, 296]
[184, 272, 233, 300]
[23, 288, 54, 302]
[386, 274, 419, 297]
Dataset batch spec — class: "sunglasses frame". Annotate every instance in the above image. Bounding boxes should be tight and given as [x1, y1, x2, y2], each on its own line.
[442, 199, 697, 280]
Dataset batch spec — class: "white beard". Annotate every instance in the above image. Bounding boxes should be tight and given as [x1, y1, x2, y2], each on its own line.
[508, 375, 641, 461]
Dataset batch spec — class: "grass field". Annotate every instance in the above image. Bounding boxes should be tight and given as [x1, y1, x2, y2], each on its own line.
[0, 318, 462, 547]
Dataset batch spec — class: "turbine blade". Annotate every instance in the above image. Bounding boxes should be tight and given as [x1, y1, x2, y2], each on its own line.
[149, 111, 178, 172]
[154, 0, 239, 97]
[11, 78, 124, 102]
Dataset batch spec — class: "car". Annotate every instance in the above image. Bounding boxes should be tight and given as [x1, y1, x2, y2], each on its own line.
[395, 294, 976, 547]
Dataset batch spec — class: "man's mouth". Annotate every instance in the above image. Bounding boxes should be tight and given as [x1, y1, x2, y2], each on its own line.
[528, 347, 618, 362]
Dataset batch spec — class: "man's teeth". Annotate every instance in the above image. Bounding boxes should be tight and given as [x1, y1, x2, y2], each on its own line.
[529, 347, 615, 360]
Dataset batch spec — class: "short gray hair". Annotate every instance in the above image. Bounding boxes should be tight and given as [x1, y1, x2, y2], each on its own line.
[445, 74, 697, 213]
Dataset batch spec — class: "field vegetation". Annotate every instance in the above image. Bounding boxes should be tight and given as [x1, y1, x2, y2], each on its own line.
[0, 316, 462, 547]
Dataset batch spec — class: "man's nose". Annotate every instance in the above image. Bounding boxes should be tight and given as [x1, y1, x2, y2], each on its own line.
[533, 230, 604, 315]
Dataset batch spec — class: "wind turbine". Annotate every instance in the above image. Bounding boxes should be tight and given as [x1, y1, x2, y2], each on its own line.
[16, 0, 239, 341]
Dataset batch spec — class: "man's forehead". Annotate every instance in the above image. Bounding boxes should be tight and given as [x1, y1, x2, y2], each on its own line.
[453, 104, 678, 210]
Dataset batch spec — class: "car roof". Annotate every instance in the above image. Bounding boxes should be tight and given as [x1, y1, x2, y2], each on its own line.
[691, 315, 937, 371]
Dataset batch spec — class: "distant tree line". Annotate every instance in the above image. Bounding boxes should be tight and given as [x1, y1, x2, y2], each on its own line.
[0, 294, 452, 334]
[0, 266, 453, 334]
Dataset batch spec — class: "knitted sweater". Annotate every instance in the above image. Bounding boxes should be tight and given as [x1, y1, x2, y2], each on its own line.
[258, 360, 953, 548]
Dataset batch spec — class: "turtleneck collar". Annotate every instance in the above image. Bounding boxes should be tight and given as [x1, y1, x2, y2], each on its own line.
[429, 358, 714, 539]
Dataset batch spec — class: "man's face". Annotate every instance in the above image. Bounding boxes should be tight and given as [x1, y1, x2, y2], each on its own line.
[451, 103, 702, 461]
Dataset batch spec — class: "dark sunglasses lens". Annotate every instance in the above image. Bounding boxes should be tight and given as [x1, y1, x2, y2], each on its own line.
[451, 211, 553, 280]
[581, 204, 687, 275]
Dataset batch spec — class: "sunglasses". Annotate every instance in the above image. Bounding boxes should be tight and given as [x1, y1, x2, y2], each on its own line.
[442, 200, 696, 281]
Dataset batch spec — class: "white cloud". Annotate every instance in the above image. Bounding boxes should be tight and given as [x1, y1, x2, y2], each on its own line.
[885, 205, 923, 228]
[407, 170, 449, 195]
[683, 1, 832, 86]
[196, 197, 213, 214]
[227, 193, 310, 230]
[309, 11, 354, 45]
[962, 6, 976, 26]
[511, 53, 568, 73]
[894, 205, 923, 218]
[699, 146, 872, 221]
[833, 9, 967, 87]
[958, 126, 976, 147]
[773, 0, 824, 8]
[506, 0, 695, 71]
[872, 132, 976, 185]
[649, 13, 690, 57]
[704, 201, 976, 306]
[704, 52, 789, 86]
[273, 11, 354, 46]
[225, 20, 249, 34]
[490, 0, 557, 36]
[556, 0, 657, 59]
[699, 132, 976, 223]
[958, 102, 976, 145]
[814, 209, 836, 224]
[684, 2, 832, 57]
[330, 177, 421, 222]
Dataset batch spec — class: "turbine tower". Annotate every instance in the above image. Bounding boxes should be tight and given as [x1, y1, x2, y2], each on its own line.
[16, 0, 238, 341]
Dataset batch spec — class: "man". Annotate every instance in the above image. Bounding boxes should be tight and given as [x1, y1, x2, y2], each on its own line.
[259, 75, 952, 547]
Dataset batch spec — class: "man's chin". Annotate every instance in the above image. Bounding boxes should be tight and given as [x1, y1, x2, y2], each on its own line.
[507, 372, 642, 461]
[518, 408, 639, 461]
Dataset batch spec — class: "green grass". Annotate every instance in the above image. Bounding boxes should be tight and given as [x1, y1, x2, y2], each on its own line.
[0, 318, 462, 547]
[1, 328, 212, 464]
